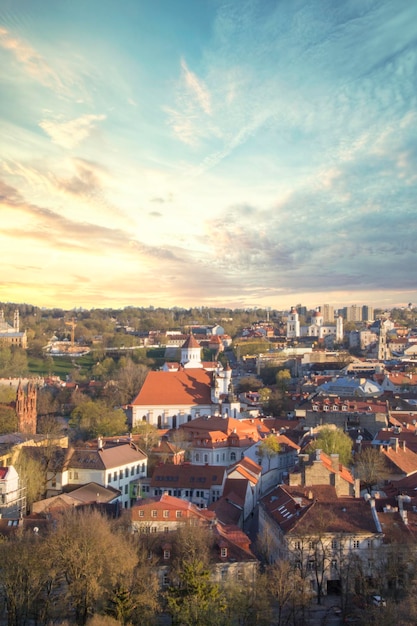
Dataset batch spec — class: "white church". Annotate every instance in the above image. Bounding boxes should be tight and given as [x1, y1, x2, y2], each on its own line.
[287, 307, 344, 343]
[129, 334, 242, 430]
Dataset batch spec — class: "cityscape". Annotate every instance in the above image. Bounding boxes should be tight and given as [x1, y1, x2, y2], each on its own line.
[0, 300, 417, 624]
[1, 0, 417, 624]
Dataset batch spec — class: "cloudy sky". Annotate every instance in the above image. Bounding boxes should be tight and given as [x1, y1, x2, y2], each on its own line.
[1, 0, 416, 311]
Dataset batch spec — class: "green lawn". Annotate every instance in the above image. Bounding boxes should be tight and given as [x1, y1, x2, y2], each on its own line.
[28, 354, 96, 378]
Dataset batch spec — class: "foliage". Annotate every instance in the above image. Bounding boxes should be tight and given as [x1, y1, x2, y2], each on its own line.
[69, 398, 127, 439]
[257, 435, 281, 470]
[50, 508, 137, 626]
[267, 560, 312, 626]
[15, 450, 47, 509]
[263, 388, 289, 416]
[308, 426, 353, 466]
[0, 346, 28, 377]
[132, 421, 160, 453]
[237, 376, 263, 393]
[0, 405, 18, 435]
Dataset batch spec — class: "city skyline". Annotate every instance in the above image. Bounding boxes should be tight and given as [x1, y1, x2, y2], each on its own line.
[1, 1, 417, 311]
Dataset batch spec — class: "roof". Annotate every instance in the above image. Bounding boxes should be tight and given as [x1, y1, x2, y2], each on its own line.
[380, 444, 417, 476]
[150, 463, 226, 488]
[131, 492, 215, 523]
[131, 369, 212, 406]
[179, 415, 260, 439]
[67, 443, 146, 471]
[181, 334, 201, 350]
[261, 485, 379, 536]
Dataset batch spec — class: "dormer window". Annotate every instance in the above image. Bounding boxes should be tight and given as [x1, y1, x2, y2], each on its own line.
[312, 405, 318, 412]
[342, 405, 347, 411]
[332, 405, 338, 411]
[323, 405, 329, 411]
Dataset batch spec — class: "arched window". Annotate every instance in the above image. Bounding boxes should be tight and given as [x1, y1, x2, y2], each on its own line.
[204, 454, 208, 463]
[188, 414, 192, 422]
[142, 416, 147, 421]
[157, 415, 162, 429]
[172, 415, 177, 429]
[231, 452, 236, 461]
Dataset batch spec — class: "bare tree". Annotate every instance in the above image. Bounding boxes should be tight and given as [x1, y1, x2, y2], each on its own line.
[354, 446, 388, 494]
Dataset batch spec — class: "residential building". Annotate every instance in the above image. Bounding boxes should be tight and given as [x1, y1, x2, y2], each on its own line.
[300, 397, 389, 436]
[259, 484, 384, 597]
[0, 465, 26, 518]
[46, 439, 148, 509]
[149, 462, 227, 508]
[289, 450, 360, 498]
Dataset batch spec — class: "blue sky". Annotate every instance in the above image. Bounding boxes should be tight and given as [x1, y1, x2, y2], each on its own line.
[1, 0, 416, 311]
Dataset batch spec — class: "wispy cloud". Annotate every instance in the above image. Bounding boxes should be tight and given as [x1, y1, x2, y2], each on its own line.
[0, 25, 64, 92]
[39, 114, 106, 149]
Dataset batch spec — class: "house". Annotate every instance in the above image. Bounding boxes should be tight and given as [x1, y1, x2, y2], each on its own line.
[372, 436, 417, 480]
[133, 493, 257, 589]
[258, 484, 383, 597]
[178, 415, 263, 467]
[32, 482, 121, 514]
[130, 492, 215, 533]
[150, 462, 227, 508]
[301, 397, 389, 436]
[43, 439, 148, 509]
[0, 465, 25, 518]
[289, 449, 360, 498]
[209, 456, 262, 526]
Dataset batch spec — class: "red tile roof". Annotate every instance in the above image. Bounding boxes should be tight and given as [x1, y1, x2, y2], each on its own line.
[131, 369, 212, 406]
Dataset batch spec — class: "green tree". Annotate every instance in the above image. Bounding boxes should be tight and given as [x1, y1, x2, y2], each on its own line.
[165, 524, 226, 626]
[258, 435, 281, 470]
[70, 399, 127, 439]
[308, 426, 353, 467]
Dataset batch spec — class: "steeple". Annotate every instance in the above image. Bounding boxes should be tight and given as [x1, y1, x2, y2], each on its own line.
[180, 333, 203, 368]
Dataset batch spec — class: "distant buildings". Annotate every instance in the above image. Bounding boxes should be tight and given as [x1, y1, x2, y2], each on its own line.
[0, 309, 27, 349]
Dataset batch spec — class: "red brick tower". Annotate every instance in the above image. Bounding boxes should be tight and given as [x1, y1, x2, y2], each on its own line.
[16, 380, 37, 435]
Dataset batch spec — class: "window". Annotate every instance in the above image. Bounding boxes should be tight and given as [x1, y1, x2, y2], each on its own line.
[163, 549, 170, 560]
[307, 560, 315, 571]
[221, 547, 227, 557]
[163, 510, 169, 518]
[108, 473, 112, 483]
[124, 485, 128, 494]
[163, 574, 170, 586]
[151, 510, 157, 518]
[294, 540, 301, 550]
[230, 452, 236, 461]
[308, 541, 316, 550]
[176, 511, 182, 518]
[119, 470, 123, 479]
[331, 559, 337, 569]
[125, 468, 129, 478]
[113, 471, 117, 481]
[151, 527, 157, 533]
[221, 569, 227, 580]
[204, 454, 208, 463]
[195, 453, 200, 462]
[74, 471, 78, 479]
[139, 510, 144, 517]
[352, 540, 360, 549]
[130, 467, 134, 476]
[331, 540, 338, 549]
[164, 526, 169, 533]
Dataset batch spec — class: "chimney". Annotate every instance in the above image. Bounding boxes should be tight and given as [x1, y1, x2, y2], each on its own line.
[97, 436, 103, 451]
[401, 440, 406, 451]
[330, 453, 340, 473]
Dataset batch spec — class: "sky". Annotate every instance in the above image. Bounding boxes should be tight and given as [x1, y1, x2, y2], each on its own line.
[1, 0, 417, 312]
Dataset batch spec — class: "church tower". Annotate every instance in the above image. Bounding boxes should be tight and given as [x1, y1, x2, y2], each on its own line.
[286, 308, 300, 339]
[377, 323, 391, 361]
[180, 334, 203, 368]
[16, 380, 37, 435]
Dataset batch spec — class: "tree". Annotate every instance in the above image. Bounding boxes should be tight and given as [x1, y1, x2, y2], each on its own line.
[69, 398, 127, 439]
[257, 435, 281, 471]
[50, 508, 137, 626]
[267, 560, 312, 626]
[0, 405, 18, 434]
[354, 446, 388, 494]
[165, 524, 226, 626]
[132, 421, 160, 454]
[276, 368, 291, 390]
[308, 426, 353, 466]
[237, 376, 263, 393]
[0, 531, 55, 626]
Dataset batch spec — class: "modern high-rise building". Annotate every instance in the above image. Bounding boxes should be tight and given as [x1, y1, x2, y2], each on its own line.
[344, 305, 363, 322]
[321, 304, 334, 323]
[362, 305, 374, 322]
